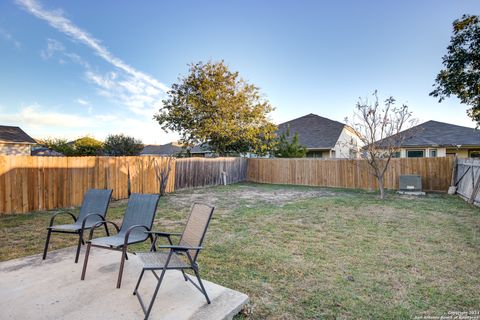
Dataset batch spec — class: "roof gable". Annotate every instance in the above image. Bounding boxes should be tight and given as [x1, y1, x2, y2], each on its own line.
[0, 125, 36, 144]
[277, 113, 346, 149]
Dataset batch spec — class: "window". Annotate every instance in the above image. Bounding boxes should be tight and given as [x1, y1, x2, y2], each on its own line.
[407, 150, 424, 158]
[392, 151, 401, 158]
[469, 150, 480, 158]
[307, 151, 322, 158]
[429, 149, 437, 157]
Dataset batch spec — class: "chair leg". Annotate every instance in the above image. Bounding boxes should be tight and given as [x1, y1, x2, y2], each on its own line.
[42, 229, 52, 260]
[145, 266, 169, 319]
[193, 267, 210, 304]
[81, 242, 92, 280]
[133, 269, 145, 295]
[75, 231, 83, 263]
[104, 224, 110, 236]
[181, 270, 188, 281]
[117, 246, 128, 288]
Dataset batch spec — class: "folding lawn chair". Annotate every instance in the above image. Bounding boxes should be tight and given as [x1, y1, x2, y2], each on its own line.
[133, 203, 215, 319]
[81, 193, 160, 288]
[43, 189, 113, 263]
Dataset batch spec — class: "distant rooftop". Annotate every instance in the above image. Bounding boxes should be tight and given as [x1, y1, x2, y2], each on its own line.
[140, 142, 183, 156]
[0, 125, 37, 144]
[375, 120, 480, 147]
[277, 113, 346, 149]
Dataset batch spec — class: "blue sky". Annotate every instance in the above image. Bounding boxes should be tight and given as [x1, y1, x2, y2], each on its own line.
[0, 0, 479, 144]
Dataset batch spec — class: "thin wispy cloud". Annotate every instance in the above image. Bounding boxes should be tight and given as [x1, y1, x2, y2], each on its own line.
[75, 98, 88, 106]
[40, 38, 64, 59]
[75, 98, 93, 113]
[0, 27, 21, 49]
[17, 0, 168, 117]
[16, 0, 168, 92]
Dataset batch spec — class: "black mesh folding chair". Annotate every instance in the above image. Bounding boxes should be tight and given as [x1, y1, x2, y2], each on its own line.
[42, 189, 113, 263]
[81, 193, 160, 288]
[133, 203, 215, 319]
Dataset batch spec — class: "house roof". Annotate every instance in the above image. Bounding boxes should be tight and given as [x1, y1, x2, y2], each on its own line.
[140, 143, 183, 156]
[0, 125, 37, 144]
[277, 113, 346, 149]
[31, 147, 64, 157]
[190, 144, 213, 154]
[376, 120, 480, 147]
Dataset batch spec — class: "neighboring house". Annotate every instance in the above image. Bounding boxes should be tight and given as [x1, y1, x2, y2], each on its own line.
[140, 142, 184, 156]
[0, 125, 37, 156]
[277, 113, 363, 158]
[31, 147, 64, 157]
[189, 144, 215, 157]
[376, 120, 480, 158]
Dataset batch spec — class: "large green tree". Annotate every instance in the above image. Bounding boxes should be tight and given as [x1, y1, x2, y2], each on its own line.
[40, 138, 75, 156]
[430, 15, 480, 126]
[41, 136, 103, 156]
[72, 137, 103, 156]
[274, 126, 307, 158]
[103, 134, 144, 156]
[155, 61, 277, 156]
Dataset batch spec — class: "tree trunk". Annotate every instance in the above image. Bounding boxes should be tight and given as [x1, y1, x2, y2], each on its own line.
[378, 175, 385, 199]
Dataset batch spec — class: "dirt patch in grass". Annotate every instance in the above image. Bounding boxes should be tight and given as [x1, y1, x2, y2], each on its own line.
[168, 183, 345, 211]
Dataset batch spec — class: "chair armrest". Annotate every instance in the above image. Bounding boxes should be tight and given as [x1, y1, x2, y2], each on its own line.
[80, 213, 106, 230]
[156, 245, 203, 251]
[147, 231, 182, 249]
[145, 231, 182, 237]
[48, 211, 77, 228]
[87, 220, 120, 241]
[124, 225, 151, 247]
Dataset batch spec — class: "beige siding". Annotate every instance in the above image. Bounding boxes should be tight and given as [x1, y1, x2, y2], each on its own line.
[0, 143, 31, 156]
[397, 147, 479, 158]
[332, 127, 363, 158]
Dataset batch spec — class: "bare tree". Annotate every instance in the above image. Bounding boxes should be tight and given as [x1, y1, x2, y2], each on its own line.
[152, 157, 175, 196]
[345, 91, 418, 199]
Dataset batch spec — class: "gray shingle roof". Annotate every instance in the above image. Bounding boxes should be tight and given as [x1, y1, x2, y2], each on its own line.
[0, 125, 36, 144]
[277, 113, 345, 149]
[31, 147, 64, 156]
[140, 143, 183, 155]
[378, 120, 480, 147]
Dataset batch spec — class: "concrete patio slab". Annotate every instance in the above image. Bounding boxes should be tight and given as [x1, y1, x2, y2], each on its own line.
[0, 248, 248, 320]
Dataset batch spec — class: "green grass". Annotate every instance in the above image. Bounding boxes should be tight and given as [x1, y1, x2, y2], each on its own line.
[1, 182, 479, 319]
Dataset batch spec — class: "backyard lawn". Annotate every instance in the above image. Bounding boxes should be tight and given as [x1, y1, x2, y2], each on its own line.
[0, 182, 479, 319]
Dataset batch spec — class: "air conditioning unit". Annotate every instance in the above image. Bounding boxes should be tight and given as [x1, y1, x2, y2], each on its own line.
[398, 175, 425, 195]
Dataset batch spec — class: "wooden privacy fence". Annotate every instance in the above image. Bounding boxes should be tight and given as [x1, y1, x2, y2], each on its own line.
[454, 158, 480, 206]
[0, 156, 175, 214]
[0, 156, 456, 214]
[247, 157, 454, 192]
[0, 156, 248, 214]
[175, 157, 248, 190]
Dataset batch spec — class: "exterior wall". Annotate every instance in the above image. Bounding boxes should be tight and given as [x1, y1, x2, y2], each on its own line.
[400, 147, 446, 158]
[332, 127, 363, 158]
[396, 147, 478, 158]
[0, 143, 32, 156]
[446, 148, 469, 158]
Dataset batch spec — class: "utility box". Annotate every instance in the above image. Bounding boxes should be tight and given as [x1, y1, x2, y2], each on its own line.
[398, 175, 425, 195]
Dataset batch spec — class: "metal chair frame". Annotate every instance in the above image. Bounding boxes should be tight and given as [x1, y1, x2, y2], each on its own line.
[42, 189, 112, 263]
[80, 193, 160, 288]
[133, 203, 215, 320]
